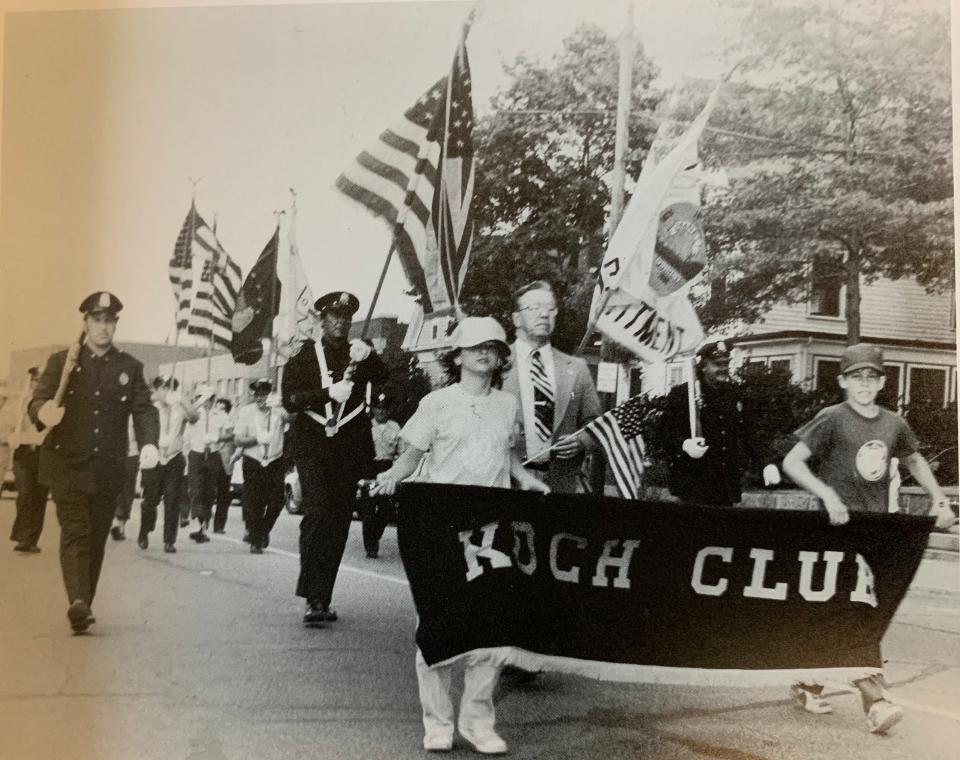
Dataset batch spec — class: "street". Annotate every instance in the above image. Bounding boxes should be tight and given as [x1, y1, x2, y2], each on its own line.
[1, 497, 958, 760]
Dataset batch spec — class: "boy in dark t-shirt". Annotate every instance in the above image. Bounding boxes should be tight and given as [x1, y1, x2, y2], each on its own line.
[783, 344, 953, 734]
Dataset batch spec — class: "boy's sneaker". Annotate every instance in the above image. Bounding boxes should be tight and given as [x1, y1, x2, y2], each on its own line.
[792, 685, 833, 714]
[867, 700, 902, 734]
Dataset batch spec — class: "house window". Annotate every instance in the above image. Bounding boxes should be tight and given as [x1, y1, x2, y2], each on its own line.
[876, 365, 902, 411]
[668, 365, 684, 388]
[814, 358, 843, 403]
[907, 366, 948, 407]
[809, 256, 844, 318]
[770, 357, 792, 375]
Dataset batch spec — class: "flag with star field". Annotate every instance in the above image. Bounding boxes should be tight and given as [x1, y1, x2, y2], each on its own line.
[335, 31, 475, 313]
[230, 226, 281, 365]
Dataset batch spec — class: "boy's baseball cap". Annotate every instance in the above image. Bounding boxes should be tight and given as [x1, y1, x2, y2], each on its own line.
[450, 317, 508, 351]
[840, 343, 884, 375]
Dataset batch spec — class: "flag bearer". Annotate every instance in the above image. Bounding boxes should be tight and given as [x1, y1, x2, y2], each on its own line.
[29, 292, 159, 634]
[281, 291, 389, 625]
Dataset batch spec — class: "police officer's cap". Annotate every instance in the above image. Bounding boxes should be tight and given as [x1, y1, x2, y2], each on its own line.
[79, 291, 123, 317]
[249, 378, 273, 394]
[697, 340, 732, 364]
[314, 291, 359, 315]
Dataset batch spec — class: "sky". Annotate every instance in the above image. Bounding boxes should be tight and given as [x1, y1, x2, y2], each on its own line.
[0, 0, 952, 379]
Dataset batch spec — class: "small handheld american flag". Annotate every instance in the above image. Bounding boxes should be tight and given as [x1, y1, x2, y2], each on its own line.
[584, 395, 648, 500]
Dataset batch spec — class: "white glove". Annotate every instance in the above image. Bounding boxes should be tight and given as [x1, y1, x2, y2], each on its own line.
[266, 392, 282, 408]
[139, 444, 159, 470]
[763, 464, 782, 487]
[349, 339, 371, 363]
[932, 498, 956, 531]
[38, 401, 65, 428]
[256, 430, 274, 446]
[682, 437, 709, 459]
[329, 380, 354, 404]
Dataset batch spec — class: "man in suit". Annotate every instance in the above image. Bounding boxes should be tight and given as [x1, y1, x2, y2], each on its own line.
[502, 280, 602, 493]
[29, 292, 159, 633]
[281, 291, 389, 626]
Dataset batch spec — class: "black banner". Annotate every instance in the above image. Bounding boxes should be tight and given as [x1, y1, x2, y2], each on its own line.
[397, 483, 932, 686]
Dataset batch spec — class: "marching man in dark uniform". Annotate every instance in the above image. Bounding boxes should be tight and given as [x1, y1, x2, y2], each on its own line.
[29, 292, 159, 634]
[662, 341, 778, 506]
[282, 291, 388, 626]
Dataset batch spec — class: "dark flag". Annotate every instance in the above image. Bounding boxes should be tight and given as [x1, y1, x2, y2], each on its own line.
[335, 27, 474, 313]
[231, 227, 281, 365]
[398, 483, 931, 686]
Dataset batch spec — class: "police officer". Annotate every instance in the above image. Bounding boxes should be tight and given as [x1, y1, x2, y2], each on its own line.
[281, 291, 388, 625]
[29, 292, 159, 633]
[662, 341, 774, 506]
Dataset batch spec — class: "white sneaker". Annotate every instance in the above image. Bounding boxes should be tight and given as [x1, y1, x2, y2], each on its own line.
[422, 731, 453, 752]
[867, 700, 903, 734]
[791, 685, 833, 714]
[459, 727, 507, 755]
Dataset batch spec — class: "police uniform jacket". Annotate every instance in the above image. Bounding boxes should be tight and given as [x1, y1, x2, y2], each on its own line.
[29, 345, 159, 495]
[663, 380, 756, 505]
[281, 338, 389, 470]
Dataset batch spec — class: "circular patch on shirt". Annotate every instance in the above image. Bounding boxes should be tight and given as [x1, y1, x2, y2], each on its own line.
[855, 440, 888, 482]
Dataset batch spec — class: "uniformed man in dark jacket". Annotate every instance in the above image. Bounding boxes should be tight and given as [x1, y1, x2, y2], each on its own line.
[282, 291, 388, 625]
[29, 292, 159, 633]
[662, 341, 769, 506]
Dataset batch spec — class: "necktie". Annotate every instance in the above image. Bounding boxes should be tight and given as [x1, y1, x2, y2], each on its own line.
[530, 348, 554, 443]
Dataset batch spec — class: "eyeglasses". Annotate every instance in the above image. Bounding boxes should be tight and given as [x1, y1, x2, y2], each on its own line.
[518, 304, 558, 316]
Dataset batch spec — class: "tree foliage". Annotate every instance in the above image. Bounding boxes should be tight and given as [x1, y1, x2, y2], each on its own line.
[699, 0, 954, 341]
[460, 24, 661, 351]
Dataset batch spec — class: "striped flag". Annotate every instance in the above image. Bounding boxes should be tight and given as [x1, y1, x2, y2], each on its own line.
[335, 31, 474, 313]
[583, 395, 648, 500]
[169, 201, 242, 349]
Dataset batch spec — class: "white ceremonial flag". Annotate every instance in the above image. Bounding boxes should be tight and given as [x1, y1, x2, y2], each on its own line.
[275, 202, 317, 365]
[592, 84, 722, 363]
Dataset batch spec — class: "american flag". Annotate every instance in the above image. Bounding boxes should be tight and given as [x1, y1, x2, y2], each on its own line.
[584, 395, 648, 500]
[168, 201, 242, 349]
[335, 31, 474, 313]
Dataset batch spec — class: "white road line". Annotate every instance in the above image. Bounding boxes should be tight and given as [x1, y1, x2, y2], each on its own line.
[213, 533, 410, 586]
[890, 696, 960, 723]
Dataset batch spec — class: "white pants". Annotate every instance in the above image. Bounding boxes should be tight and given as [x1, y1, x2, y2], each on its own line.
[415, 648, 501, 736]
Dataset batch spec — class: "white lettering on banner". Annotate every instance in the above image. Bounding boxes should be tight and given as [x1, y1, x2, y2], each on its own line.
[850, 553, 879, 608]
[691, 546, 733, 596]
[743, 548, 789, 600]
[591, 539, 642, 589]
[797, 551, 843, 602]
[600, 301, 687, 358]
[459, 522, 512, 581]
[550, 533, 588, 583]
[511, 521, 537, 576]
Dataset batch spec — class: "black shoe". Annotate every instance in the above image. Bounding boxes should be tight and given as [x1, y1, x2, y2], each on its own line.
[110, 524, 126, 541]
[14, 542, 40, 553]
[262, 535, 269, 549]
[137, 535, 148, 550]
[250, 544, 264, 554]
[365, 550, 379, 559]
[303, 601, 327, 625]
[317, 606, 338, 623]
[213, 528, 225, 534]
[164, 543, 176, 553]
[67, 599, 92, 634]
[189, 529, 210, 543]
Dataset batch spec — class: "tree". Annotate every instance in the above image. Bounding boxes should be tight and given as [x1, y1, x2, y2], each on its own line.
[699, 0, 953, 343]
[460, 24, 661, 351]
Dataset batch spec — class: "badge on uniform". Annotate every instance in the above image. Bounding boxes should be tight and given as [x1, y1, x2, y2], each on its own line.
[119, 372, 129, 385]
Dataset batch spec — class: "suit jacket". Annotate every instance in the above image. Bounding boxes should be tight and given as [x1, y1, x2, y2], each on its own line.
[502, 343, 602, 493]
[29, 345, 159, 495]
[281, 337, 389, 474]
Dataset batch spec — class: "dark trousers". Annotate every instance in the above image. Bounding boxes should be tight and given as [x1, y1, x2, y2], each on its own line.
[295, 455, 363, 606]
[188, 451, 221, 525]
[359, 459, 393, 554]
[140, 453, 185, 545]
[177, 470, 190, 523]
[211, 459, 232, 532]
[50, 482, 116, 605]
[242, 456, 284, 547]
[114, 455, 139, 522]
[10, 446, 48, 547]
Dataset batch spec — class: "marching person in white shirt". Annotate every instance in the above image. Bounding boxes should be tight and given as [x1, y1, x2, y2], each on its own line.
[183, 383, 229, 545]
[233, 379, 289, 553]
[138, 376, 190, 553]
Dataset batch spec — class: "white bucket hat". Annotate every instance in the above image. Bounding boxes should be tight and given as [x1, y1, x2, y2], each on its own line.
[450, 316, 508, 351]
